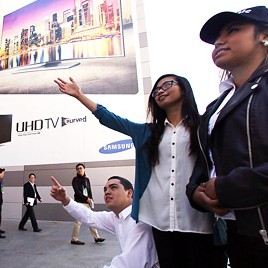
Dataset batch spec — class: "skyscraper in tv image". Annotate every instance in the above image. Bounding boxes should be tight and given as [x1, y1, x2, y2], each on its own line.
[0, 115, 12, 144]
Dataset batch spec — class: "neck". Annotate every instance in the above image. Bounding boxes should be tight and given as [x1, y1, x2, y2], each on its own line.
[232, 55, 265, 88]
[166, 107, 183, 127]
[114, 203, 131, 218]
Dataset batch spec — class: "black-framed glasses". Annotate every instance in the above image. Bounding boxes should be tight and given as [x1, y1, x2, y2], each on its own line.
[151, 80, 178, 98]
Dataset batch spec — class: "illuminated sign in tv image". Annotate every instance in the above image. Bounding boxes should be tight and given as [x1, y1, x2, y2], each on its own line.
[0, 0, 138, 94]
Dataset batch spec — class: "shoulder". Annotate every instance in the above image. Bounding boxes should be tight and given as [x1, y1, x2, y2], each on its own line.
[72, 176, 78, 182]
[127, 218, 152, 234]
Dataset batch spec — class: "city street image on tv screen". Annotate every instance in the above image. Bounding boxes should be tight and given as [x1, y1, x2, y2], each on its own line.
[0, 0, 124, 70]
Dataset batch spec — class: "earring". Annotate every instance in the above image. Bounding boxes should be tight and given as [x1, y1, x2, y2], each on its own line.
[261, 40, 268, 47]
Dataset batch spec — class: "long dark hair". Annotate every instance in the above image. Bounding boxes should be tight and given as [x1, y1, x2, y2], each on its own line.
[145, 74, 200, 166]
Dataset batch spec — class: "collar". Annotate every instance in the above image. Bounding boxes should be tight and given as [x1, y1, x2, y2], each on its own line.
[76, 174, 86, 179]
[164, 118, 184, 127]
[219, 77, 235, 93]
[164, 119, 171, 126]
[117, 205, 132, 220]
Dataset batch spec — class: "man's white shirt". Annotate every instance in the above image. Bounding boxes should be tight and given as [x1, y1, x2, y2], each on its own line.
[64, 199, 159, 268]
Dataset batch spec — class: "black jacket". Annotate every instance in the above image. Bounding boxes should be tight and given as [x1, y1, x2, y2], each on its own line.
[187, 64, 268, 238]
[23, 181, 41, 206]
[72, 174, 93, 203]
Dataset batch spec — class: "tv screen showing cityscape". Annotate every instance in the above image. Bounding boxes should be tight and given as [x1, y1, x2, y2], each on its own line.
[0, 0, 124, 71]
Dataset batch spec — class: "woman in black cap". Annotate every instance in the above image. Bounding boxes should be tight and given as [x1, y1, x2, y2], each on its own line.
[187, 5, 268, 268]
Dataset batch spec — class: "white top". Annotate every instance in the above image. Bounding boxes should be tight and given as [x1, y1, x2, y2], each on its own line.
[64, 199, 159, 268]
[139, 121, 213, 233]
[208, 78, 235, 135]
[29, 181, 36, 198]
[208, 78, 235, 220]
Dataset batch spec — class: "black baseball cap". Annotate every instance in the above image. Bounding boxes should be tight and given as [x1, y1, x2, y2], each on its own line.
[0, 168, 5, 173]
[200, 6, 268, 44]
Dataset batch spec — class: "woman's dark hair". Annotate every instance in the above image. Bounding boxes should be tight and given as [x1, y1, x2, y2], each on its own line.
[253, 22, 268, 37]
[145, 74, 200, 166]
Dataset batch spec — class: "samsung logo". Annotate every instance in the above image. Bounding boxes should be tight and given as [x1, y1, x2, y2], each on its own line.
[99, 139, 134, 154]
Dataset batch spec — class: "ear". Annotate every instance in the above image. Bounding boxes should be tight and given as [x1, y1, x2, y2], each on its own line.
[259, 31, 268, 42]
[127, 189, 133, 198]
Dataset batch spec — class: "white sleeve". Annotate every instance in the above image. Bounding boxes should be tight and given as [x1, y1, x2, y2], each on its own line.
[104, 223, 158, 268]
[64, 198, 115, 234]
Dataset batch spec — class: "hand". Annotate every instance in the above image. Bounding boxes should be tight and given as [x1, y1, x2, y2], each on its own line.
[193, 185, 230, 216]
[204, 177, 217, 199]
[54, 77, 82, 99]
[50, 176, 70, 206]
[54, 77, 97, 112]
[87, 198, 91, 204]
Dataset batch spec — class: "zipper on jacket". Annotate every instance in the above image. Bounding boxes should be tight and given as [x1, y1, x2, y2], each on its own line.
[197, 125, 210, 177]
[246, 81, 268, 245]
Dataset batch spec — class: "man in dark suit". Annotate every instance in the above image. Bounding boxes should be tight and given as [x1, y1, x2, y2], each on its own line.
[18, 173, 42, 232]
[0, 168, 5, 238]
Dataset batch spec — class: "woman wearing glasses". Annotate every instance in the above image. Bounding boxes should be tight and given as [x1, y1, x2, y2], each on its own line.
[54, 74, 225, 268]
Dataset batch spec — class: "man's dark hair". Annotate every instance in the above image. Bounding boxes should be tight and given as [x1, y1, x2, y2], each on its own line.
[108, 176, 134, 191]
[76, 163, 85, 169]
[28, 173, 36, 178]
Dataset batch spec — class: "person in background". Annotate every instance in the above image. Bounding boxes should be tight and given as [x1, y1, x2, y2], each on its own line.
[70, 163, 105, 245]
[18, 173, 42, 232]
[0, 168, 5, 238]
[54, 74, 226, 268]
[50, 175, 159, 268]
[186, 6, 268, 268]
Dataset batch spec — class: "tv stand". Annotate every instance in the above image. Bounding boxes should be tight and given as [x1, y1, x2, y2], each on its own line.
[43, 61, 62, 67]
[12, 61, 80, 74]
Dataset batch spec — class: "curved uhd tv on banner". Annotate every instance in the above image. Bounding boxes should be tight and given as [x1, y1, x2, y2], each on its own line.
[1, 0, 123, 69]
[0, 0, 138, 94]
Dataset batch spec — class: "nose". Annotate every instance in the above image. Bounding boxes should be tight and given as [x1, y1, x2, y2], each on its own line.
[214, 38, 225, 47]
[104, 189, 111, 195]
[214, 31, 227, 47]
[158, 88, 165, 93]
[155, 88, 165, 97]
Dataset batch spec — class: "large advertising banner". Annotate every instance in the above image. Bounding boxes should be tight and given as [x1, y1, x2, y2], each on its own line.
[0, 0, 146, 166]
